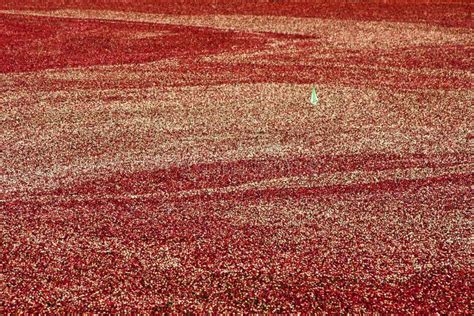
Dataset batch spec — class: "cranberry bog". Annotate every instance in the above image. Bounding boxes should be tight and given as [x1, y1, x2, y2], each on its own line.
[1, 1, 473, 313]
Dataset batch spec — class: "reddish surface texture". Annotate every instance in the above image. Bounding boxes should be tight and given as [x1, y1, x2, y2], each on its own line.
[1, 1, 473, 313]
[1, 0, 472, 27]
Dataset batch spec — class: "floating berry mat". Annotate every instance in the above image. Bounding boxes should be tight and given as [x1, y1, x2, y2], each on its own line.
[1, 0, 473, 313]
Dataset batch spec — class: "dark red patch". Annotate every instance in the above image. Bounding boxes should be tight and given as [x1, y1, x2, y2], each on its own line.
[0, 14, 269, 73]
